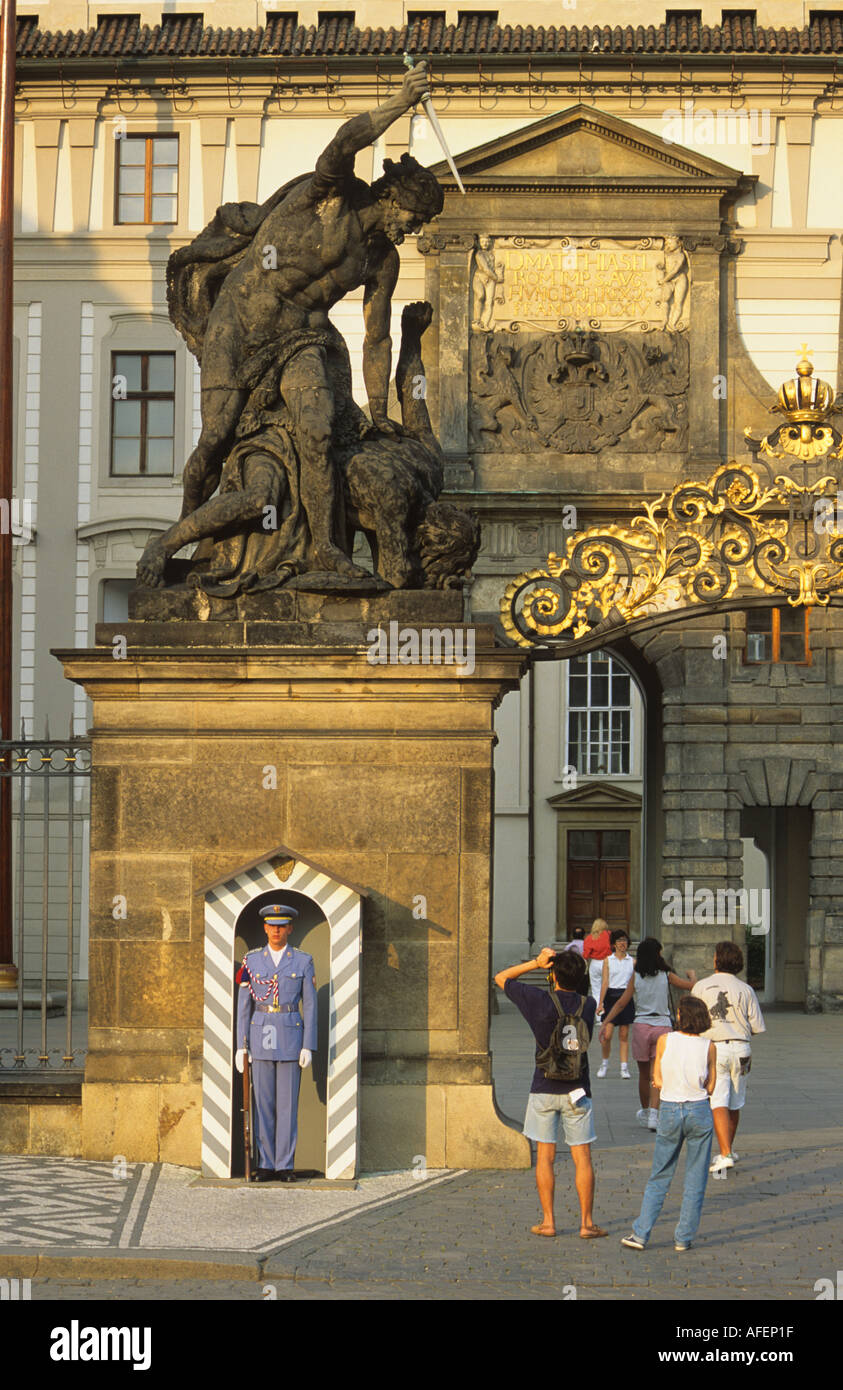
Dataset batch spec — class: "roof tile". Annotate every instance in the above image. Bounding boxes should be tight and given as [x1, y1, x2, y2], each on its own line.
[14, 15, 843, 61]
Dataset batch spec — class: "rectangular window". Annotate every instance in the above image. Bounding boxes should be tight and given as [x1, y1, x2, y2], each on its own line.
[101, 578, 133, 623]
[566, 652, 632, 776]
[115, 134, 179, 226]
[744, 607, 811, 664]
[110, 352, 176, 477]
[458, 9, 499, 22]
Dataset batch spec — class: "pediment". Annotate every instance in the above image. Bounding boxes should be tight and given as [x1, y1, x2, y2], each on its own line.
[199, 843, 368, 898]
[429, 104, 749, 192]
[547, 781, 643, 811]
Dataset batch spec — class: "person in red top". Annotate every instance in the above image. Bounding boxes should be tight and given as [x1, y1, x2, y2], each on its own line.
[583, 918, 611, 1013]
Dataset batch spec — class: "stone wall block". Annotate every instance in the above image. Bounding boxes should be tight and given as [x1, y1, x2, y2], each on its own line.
[81, 1082, 159, 1161]
[120, 763, 285, 853]
[460, 767, 492, 853]
[118, 941, 205, 1031]
[362, 940, 458, 1031]
[90, 767, 120, 851]
[158, 1083, 202, 1165]
[385, 853, 458, 942]
[29, 1102, 82, 1157]
[288, 765, 460, 854]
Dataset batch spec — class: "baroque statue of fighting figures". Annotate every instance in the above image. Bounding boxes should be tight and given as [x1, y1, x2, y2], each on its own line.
[136, 62, 479, 596]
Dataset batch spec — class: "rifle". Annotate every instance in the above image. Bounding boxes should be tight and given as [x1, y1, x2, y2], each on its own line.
[241, 1040, 253, 1183]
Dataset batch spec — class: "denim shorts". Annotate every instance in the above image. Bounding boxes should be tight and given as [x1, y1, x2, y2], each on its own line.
[523, 1091, 596, 1147]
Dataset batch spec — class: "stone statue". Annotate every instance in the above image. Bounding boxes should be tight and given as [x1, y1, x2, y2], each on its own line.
[471, 235, 504, 331]
[137, 61, 448, 590]
[345, 302, 479, 590]
[148, 302, 479, 596]
[658, 236, 690, 331]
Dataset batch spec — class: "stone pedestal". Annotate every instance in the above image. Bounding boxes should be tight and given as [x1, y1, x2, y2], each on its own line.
[55, 593, 531, 1170]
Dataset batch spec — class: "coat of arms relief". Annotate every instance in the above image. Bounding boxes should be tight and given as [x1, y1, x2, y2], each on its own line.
[468, 235, 691, 455]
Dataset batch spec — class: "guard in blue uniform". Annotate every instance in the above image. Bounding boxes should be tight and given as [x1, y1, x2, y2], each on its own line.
[235, 904, 317, 1181]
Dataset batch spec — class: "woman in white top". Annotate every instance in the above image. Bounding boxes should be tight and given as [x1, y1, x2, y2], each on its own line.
[621, 996, 716, 1252]
[596, 930, 635, 1079]
[599, 937, 696, 1130]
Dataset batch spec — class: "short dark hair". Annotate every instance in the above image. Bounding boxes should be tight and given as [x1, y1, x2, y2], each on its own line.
[677, 995, 712, 1036]
[571, 926, 585, 940]
[371, 153, 444, 218]
[610, 929, 630, 947]
[714, 940, 744, 975]
[551, 949, 588, 994]
[635, 937, 669, 978]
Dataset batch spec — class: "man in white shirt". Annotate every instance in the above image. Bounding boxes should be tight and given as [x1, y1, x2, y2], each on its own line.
[692, 940, 765, 1173]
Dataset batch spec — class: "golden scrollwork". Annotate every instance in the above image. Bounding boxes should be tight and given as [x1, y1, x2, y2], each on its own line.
[502, 350, 843, 649]
[501, 464, 843, 648]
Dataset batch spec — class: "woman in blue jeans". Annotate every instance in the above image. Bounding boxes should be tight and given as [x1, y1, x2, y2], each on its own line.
[621, 996, 716, 1252]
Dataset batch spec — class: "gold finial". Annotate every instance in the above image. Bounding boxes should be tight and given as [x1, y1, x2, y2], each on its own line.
[775, 347, 834, 424]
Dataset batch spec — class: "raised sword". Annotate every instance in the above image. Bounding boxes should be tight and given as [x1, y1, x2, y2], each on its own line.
[403, 53, 466, 196]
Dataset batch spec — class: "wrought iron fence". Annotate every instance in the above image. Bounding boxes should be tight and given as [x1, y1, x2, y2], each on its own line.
[0, 726, 91, 1072]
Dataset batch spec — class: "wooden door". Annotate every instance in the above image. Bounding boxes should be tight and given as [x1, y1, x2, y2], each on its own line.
[566, 828, 630, 937]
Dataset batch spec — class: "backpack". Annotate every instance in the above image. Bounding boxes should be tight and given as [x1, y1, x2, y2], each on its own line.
[535, 989, 590, 1082]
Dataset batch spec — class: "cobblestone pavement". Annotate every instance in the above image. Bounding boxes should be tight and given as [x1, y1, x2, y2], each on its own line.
[1, 1012, 840, 1303]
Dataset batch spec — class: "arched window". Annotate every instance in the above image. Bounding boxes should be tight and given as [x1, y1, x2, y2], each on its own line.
[566, 652, 632, 776]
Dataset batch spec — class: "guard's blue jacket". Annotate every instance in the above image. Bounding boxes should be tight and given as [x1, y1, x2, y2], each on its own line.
[236, 945, 317, 1061]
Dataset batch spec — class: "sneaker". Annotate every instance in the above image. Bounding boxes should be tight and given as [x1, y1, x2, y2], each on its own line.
[674, 1241, 692, 1252]
[636, 1108, 650, 1128]
[621, 1233, 645, 1250]
[648, 1108, 659, 1130]
[709, 1153, 735, 1173]
[620, 1064, 631, 1079]
[730, 1151, 739, 1162]
[597, 1061, 609, 1078]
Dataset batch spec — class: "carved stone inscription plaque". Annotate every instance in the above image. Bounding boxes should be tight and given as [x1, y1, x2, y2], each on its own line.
[477, 236, 690, 333]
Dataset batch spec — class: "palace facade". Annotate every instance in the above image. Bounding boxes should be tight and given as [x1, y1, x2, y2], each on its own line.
[10, 2, 843, 1010]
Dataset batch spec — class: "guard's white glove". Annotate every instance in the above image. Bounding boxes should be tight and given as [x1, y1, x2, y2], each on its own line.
[235, 1048, 251, 1074]
[298, 1049, 312, 1069]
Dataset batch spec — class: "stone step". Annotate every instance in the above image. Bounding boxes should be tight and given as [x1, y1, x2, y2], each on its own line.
[0, 990, 65, 1015]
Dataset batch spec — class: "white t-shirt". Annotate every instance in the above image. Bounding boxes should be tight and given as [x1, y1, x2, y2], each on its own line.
[692, 973, 766, 1043]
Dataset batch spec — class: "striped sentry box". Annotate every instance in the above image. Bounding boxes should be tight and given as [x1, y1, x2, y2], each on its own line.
[200, 847, 364, 1180]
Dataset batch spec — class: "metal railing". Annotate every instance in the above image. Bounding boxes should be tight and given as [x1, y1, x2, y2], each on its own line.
[0, 725, 91, 1072]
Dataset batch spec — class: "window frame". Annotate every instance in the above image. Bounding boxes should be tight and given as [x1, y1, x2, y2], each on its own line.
[109, 350, 177, 479]
[457, 9, 499, 22]
[565, 652, 634, 778]
[114, 133, 179, 228]
[743, 606, 812, 666]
